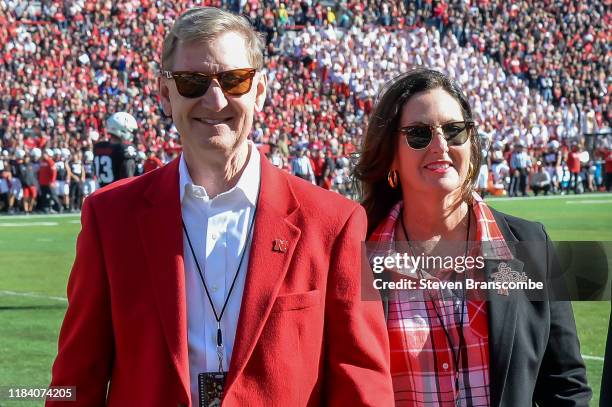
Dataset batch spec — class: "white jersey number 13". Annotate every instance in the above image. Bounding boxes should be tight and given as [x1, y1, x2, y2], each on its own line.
[94, 155, 114, 184]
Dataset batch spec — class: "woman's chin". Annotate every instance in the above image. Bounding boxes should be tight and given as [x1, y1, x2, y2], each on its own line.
[421, 181, 463, 199]
[424, 173, 462, 192]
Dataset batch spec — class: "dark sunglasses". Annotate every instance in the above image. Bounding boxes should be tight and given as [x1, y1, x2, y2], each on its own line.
[398, 120, 475, 150]
[161, 68, 257, 98]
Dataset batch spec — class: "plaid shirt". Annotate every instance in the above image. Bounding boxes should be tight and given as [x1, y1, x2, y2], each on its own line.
[368, 193, 511, 407]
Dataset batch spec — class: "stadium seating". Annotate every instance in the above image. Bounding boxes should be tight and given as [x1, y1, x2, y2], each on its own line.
[0, 0, 609, 213]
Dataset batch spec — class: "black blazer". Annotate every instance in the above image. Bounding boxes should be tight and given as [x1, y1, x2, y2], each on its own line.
[487, 208, 591, 406]
[598, 289, 611, 407]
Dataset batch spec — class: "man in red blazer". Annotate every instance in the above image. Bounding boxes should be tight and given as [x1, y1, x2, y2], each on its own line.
[48, 7, 393, 407]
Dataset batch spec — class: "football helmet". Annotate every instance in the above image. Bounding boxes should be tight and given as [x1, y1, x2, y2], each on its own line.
[106, 112, 138, 142]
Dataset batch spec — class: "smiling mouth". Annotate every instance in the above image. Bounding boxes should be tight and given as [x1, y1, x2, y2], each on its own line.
[425, 162, 452, 171]
[194, 118, 231, 125]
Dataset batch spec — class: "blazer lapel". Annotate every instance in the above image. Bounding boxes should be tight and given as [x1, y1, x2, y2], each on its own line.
[486, 211, 521, 407]
[137, 159, 190, 402]
[485, 260, 518, 407]
[225, 159, 301, 392]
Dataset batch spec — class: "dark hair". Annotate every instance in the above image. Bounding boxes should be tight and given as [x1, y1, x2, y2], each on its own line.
[353, 68, 482, 237]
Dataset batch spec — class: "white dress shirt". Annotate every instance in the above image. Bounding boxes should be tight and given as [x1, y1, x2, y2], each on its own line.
[179, 143, 260, 403]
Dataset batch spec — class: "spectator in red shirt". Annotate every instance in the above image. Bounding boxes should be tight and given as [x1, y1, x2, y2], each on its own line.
[565, 143, 582, 194]
[38, 149, 63, 213]
[143, 149, 164, 173]
[310, 147, 325, 186]
[341, 136, 356, 156]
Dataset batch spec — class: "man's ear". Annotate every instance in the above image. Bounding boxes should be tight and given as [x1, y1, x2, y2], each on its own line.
[254, 71, 267, 112]
[158, 76, 172, 117]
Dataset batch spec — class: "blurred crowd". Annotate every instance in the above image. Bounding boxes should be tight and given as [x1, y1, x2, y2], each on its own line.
[443, 0, 610, 128]
[0, 0, 611, 214]
[480, 139, 611, 198]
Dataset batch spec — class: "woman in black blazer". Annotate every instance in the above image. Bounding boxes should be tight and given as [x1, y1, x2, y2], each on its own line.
[355, 68, 591, 406]
[486, 209, 590, 406]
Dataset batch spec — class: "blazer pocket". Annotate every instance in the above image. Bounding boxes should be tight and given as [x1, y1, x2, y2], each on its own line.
[271, 290, 320, 312]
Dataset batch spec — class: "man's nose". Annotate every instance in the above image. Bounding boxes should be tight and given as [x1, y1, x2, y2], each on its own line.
[199, 79, 228, 111]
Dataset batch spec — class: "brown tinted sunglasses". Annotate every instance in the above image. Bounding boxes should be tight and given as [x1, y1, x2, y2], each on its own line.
[161, 68, 257, 98]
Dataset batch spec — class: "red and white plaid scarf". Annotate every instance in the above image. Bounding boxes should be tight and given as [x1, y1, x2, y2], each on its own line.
[368, 192, 511, 406]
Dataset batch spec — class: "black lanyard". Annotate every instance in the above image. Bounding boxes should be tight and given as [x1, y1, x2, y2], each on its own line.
[181, 179, 260, 373]
[400, 208, 470, 406]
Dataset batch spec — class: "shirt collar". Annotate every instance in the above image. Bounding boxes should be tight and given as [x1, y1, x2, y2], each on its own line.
[368, 193, 513, 261]
[179, 141, 261, 206]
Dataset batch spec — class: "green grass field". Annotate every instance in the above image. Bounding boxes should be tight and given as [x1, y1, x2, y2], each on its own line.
[0, 193, 611, 406]
[487, 193, 612, 406]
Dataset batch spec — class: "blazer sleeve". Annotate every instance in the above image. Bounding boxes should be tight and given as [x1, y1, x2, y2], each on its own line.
[323, 204, 394, 406]
[47, 197, 114, 407]
[601, 299, 612, 407]
[533, 224, 592, 406]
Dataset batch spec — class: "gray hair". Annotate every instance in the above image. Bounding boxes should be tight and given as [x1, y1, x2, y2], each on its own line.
[161, 7, 264, 70]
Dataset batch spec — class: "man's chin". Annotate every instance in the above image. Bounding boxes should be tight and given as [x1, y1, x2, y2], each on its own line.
[187, 133, 249, 155]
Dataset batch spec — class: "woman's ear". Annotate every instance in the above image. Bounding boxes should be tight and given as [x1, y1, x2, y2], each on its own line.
[390, 153, 400, 173]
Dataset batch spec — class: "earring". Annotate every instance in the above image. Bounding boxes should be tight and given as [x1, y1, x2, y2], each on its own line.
[387, 170, 399, 188]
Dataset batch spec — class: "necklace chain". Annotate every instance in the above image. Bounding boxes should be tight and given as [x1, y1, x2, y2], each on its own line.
[399, 206, 471, 404]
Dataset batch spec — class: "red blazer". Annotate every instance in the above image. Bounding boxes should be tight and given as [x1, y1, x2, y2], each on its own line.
[48, 157, 393, 407]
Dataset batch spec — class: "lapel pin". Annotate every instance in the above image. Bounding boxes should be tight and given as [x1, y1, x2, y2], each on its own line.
[490, 262, 528, 296]
[272, 239, 288, 253]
